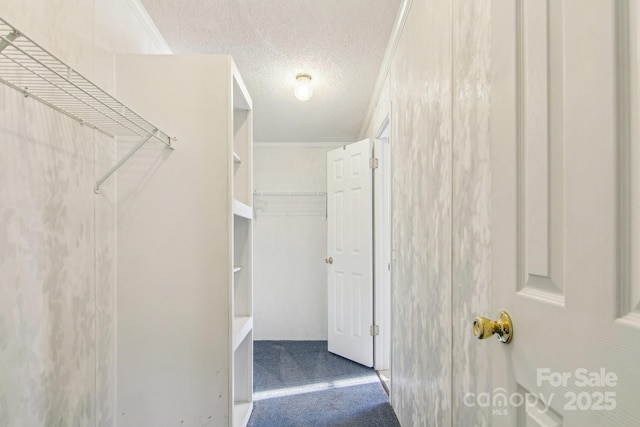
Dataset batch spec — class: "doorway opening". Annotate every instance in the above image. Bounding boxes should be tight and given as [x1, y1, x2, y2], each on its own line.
[373, 114, 392, 395]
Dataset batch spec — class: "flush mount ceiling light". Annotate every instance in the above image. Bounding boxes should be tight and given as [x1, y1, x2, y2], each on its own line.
[294, 73, 313, 101]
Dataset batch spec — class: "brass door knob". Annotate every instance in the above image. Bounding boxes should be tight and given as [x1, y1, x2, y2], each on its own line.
[325, 257, 333, 264]
[473, 311, 513, 344]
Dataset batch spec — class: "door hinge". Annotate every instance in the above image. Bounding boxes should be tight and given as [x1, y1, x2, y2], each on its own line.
[369, 158, 378, 169]
[370, 325, 379, 336]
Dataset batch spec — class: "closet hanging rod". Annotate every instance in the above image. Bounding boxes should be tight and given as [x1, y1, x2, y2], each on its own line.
[253, 191, 327, 197]
[0, 17, 175, 192]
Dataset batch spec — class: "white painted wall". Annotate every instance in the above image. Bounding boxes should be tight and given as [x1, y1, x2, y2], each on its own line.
[254, 143, 337, 192]
[0, 2, 168, 426]
[363, 0, 492, 425]
[253, 142, 342, 340]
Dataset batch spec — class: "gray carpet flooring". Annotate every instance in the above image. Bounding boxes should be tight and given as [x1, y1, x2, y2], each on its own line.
[247, 341, 401, 427]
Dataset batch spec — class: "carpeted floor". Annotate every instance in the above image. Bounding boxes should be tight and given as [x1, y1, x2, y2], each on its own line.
[247, 341, 400, 427]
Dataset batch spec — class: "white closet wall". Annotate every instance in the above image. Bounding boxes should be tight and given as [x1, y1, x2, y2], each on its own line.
[0, 2, 168, 426]
[253, 143, 342, 341]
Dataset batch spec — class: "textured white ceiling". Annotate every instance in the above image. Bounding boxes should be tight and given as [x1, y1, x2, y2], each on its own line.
[139, 0, 401, 142]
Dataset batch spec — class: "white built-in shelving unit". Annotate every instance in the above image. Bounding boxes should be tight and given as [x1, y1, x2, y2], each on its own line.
[230, 64, 254, 427]
[107, 52, 255, 426]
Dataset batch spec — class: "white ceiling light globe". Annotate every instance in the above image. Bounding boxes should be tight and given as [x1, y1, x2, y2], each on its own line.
[294, 74, 313, 101]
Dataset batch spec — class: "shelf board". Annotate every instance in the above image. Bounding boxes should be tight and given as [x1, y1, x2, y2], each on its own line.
[232, 316, 252, 351]
[233, 152, 241, 164]
[232, 61, 252, 111]
[233, 401, 253, 427]
[233, 266, 242, 273]
[233, 200, 252, 219]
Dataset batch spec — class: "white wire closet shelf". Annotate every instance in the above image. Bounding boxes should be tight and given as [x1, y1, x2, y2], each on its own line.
[0, 17, 174, 193]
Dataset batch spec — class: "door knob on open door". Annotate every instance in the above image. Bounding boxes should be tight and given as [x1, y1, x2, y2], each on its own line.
[325, 257, 333, 264]
[473, 311, 513, 344]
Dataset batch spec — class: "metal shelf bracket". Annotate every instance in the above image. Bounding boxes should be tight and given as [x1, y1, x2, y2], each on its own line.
[0, 29, 18, 53]
[94, 130, 175, 193]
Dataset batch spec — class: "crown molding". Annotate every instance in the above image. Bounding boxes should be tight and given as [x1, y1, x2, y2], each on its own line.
[358, 0, 413, 139]
[124, 0, 172, 54]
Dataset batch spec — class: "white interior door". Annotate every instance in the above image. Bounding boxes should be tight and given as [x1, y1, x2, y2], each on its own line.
[327, 139, 373, 367]
[489, 1, 640, 425]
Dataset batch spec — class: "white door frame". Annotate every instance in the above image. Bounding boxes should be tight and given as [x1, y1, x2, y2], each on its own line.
[374, 114, 392, 372]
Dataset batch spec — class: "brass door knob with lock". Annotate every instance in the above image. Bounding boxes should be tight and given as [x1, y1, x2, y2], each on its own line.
[473, 311, 513, 344]
[325, 257, 333, 264]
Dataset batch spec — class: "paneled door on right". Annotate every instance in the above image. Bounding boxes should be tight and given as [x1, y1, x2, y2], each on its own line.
[326, 139, 373, 368]
[489, 1, 640, 425]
